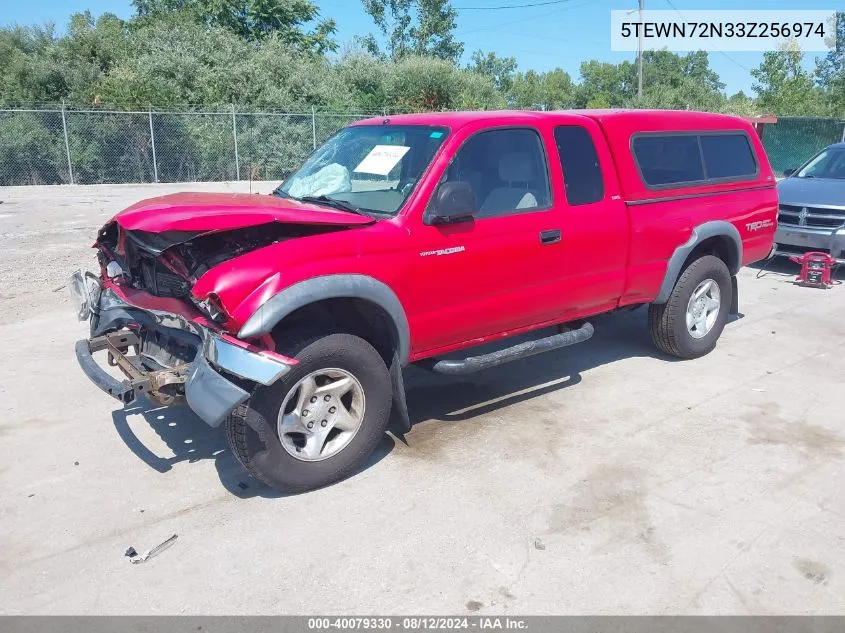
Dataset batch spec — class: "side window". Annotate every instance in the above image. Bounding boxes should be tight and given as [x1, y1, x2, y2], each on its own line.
[554, 126, 604, 205]
[632, 132, 759, 188]
[444, 128, 551, 218]
[700, 134, 757, 180]
[632, 135, 704, 187]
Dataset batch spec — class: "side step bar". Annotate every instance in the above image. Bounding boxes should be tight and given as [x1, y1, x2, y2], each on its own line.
[423, 321, 594, 376]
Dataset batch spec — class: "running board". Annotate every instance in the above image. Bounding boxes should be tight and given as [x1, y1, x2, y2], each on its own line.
[422, 321, 594, 375]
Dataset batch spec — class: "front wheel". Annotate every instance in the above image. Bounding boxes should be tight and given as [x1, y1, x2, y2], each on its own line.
[648, 255, 732, 359]
[225, 333, 393, 493]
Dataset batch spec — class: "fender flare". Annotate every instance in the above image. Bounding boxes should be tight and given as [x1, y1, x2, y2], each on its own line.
[237, 274, 411, 365]
[654, 220, 742, 304]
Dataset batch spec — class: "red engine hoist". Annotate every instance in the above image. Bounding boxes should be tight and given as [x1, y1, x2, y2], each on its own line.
[788, 251, 838, 288]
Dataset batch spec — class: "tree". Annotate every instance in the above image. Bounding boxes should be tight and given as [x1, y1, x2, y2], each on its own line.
[468, 50, 516, 93]
[752, 44, 826, 115]
[132, 0, 337, 53]
[541, 69, 575, 110]
[361, 0, 463, 64]
[0, 24, 67, 105]
[57, 12, 129, 105]
[575, 59, 635, 108]
[642, 50, 724, 93]
[815, 11, 845, 115]
[508, 68, 574, 110]
[722, 90, 758, 117]
[387, 55, 502, 111]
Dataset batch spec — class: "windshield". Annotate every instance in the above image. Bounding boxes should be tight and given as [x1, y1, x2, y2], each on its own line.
[275, 125, 448, 216]
[797, 147, 845, 180]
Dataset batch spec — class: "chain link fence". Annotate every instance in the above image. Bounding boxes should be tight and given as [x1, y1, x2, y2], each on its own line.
[760, 116, 845, 176]
[0, 107, 371, 186]
[2, 107, 844, 186]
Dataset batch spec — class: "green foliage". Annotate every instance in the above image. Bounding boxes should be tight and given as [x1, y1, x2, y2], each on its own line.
[752, 46, 827, 116]
[508, 69, 575, 110]
[387, 55, 502, 111]
[1, 2, 843, 185]
[468, 50, 517, 93]
[0, 111, 66, 183]
[642, 50, 724, 93]
[814, 11, 845, 116]
[361, 0, 462, 63]
[575, 60, 636, 108]
[0, 24, 69, 104]
[0, 2, 840, 118]
[132, 0, 337, 53]
[722, 91, 758, 118]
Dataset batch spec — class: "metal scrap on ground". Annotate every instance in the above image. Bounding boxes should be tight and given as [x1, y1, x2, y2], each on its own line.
[125, 534, 178, 564]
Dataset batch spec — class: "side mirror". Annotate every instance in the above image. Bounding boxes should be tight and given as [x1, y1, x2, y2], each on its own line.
[783, 168, 797, 177]
[425, 181, 475, 225]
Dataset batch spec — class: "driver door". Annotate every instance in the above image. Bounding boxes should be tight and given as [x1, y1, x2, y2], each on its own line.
[404, 125, 568, 356]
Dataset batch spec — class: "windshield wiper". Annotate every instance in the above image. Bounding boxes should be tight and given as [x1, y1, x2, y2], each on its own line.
[298, 195, 369, 216]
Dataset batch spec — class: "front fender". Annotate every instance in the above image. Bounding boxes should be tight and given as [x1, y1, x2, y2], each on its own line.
[237, 274, 411, 365]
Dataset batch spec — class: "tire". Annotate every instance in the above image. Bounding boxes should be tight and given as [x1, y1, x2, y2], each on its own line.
[648, 255, 732, 360]
[225, 332, 392, 493]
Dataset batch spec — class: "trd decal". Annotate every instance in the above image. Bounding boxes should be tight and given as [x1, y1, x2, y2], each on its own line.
[746, 219, 774, 231]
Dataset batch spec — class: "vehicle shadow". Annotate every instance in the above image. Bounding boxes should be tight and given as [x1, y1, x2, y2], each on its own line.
[111, 306, 677, 495]
[111, 403, 396, 499]
[402, 306, 675, 429]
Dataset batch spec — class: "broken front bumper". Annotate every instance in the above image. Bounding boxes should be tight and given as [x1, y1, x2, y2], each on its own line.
[70, 271, 295, 427]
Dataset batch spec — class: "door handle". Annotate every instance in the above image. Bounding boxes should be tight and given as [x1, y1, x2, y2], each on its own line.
[540, 229, 561, 244]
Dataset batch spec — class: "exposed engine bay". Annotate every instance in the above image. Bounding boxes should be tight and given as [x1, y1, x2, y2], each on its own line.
[95, 221, 343, 300]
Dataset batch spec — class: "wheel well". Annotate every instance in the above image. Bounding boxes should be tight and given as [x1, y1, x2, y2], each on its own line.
[269, 298, 399, 366]
[683, 235, 739, 275]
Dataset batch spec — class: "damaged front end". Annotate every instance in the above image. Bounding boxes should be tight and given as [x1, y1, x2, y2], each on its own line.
[93, 220, 335, 326]
[70, 192, 372, 425]
[71, 275, 295, 426]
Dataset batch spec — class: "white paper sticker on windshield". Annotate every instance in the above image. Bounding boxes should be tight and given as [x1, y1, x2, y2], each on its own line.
[353, 145, 410, 176]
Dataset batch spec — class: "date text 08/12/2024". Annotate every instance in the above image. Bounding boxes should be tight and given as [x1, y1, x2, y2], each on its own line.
[307, 617, 528, 630]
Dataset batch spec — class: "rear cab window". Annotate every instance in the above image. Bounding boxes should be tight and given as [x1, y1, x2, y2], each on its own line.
[554, 126, 605, 205]
[632, 132, 758, 189]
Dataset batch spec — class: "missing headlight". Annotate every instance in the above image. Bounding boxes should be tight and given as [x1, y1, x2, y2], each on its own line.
[195, 295, 228, 324]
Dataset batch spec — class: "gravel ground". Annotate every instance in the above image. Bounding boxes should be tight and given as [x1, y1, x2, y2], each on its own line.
[0, 181, 280, 318]
[1, 182, 844, 615]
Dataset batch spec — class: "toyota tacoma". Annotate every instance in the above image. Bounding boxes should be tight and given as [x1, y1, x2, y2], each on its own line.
[71, 109, 778, 492]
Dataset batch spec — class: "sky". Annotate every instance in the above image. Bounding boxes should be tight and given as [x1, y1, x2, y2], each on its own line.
[1, 0, 833, 96]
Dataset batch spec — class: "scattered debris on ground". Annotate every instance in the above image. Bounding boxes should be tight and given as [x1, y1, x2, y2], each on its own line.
[125, 534, 178, 564]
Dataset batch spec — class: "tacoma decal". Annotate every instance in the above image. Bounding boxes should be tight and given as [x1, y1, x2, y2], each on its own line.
[419, 246, 466, 257]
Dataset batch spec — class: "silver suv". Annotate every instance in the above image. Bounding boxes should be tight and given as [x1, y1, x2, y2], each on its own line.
[775, 142, 845, 261]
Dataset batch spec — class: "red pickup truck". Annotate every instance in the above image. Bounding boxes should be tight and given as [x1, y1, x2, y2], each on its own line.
[71, 109, 778, 492]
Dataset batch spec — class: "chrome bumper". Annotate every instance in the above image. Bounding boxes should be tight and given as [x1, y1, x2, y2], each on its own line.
[70, 271, 293, 426]
[774, 225, 845, 258]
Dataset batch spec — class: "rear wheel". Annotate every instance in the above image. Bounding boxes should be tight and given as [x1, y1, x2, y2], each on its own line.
[225, 332, 392, 493]
[648, 255, 732, 359]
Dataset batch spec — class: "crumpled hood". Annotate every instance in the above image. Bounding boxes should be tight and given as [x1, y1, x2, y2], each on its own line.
[777, 177, 845, 208]
[114, 192, 374, 233]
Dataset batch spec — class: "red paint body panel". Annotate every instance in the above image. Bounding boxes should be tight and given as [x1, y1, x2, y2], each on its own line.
[104, 110, 777, 362]
[115, 192, 372, 232]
